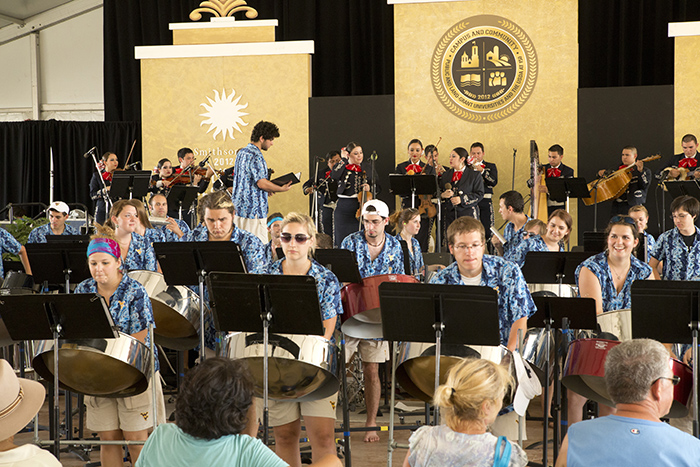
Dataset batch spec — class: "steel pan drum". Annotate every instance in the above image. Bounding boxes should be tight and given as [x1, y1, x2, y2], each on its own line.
[596, 309, 631, 341]
[340, 274, 418, 339]
[32, 332, 151, 398]
[128, 270, 209, 350]
[522, 328, 554, 385]
[528, 283, 576, 298]
[220, 332, 338, 402]
[562, 338, 692, 418]
[0, 271, 35, 296]
[396, 342, 513, 403]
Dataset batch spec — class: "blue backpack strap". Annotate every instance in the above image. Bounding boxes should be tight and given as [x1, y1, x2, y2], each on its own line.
[493, 435, 512, 467]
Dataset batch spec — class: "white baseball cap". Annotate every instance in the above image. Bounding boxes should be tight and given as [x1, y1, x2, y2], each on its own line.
[48, 201, 70, 215]
[361, 199, 389, 219]
[512, 351, 542, 417]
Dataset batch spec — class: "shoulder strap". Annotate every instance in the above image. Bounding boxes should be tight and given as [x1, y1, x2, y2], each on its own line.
[493, 435, 511, 467]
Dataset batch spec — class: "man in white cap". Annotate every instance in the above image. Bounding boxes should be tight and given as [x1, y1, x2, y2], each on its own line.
[340, 199, 404, 443]
[27, 201, 79, 243]
[0, 359, 60, 466]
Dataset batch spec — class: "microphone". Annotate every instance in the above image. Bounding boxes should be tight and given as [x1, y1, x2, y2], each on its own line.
[370, 151, 378, 161]
[125, 161, 141, 170]
[198, 154, 212, 168]
[315, 155, 326, 162]
[83, 147, 97, 158]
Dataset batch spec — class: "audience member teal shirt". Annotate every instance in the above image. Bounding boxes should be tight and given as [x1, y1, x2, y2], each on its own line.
[136, 423, 287, 467]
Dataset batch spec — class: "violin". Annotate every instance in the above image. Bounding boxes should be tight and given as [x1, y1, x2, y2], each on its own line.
[157, 166, 217, 187]
[355, 171, 374, 219]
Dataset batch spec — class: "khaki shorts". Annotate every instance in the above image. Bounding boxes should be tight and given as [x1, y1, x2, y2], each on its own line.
[86, 372, 166, 433]
[344, 337, 388, 364]
[255, 393, 338, 427]
[234, 215, 267, 244]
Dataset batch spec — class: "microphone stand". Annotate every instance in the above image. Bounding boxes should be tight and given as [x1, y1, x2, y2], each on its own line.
[433, 160, 442, 253]
[511, 148, 517, 191]
[312, 157, 321, 229]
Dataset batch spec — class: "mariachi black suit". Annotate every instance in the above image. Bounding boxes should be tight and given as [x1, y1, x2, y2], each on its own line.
[476, 161, 498, 241]
[439, 168, 484, 236]
[395, 160, 436, 250]
[542, 163, 574, 216]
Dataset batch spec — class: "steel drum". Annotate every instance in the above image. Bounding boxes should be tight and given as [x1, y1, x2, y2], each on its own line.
[128, 270, 209, 350]
[32, 332, 151, 398]
[521, 328, 554, 385]
[220, 332, 338, 402]
[562, 338, 693, 418]
[528, 283, 576, 298]
[396, 342, 514, 403]
[597, 309, 631, 341]
[340, 274, 418, 339]
[0, 271, 35, 296]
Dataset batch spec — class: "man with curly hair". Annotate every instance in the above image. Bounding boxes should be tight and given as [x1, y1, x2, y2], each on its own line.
[231, 121, 292, 242]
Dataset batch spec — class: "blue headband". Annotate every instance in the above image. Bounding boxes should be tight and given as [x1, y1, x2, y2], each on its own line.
[267, 217, 283, 228]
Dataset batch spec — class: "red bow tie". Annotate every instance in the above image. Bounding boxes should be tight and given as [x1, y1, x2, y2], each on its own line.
[324, 170, 331, 178]
[406, 163, 422, 174]
[547, 167, 561, 178]
[346, 164, 362, 172]
[619, 164, 628, 170]
[679, 158, 697, 169]
[101, 171, 113, 182]
[451, 171, 463, 183]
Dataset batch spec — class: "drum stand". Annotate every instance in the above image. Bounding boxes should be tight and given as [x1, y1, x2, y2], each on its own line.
[378, 282, 501, 467]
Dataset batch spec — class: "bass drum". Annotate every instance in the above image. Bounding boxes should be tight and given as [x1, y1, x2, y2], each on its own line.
[128, 270, 210, 350]
[528, 283, 576, 298]
[32, 332, 152, 398]
[396, 342, 514, 403]
[562, 338, 692, 418]
[340, 274, 418, 339]
[220, 332, 338, 402]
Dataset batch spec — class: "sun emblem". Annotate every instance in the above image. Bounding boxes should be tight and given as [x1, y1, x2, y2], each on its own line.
[199, 88, 249, 141]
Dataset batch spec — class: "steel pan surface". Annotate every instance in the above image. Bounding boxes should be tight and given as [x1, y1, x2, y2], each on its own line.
[220, 332, 338, 402]
[396, 342, 513, 403]
[528, 283, 576, 298]
[340, 274, 417, 339]
[596, 309, 631, 341]
[128, 270, 208, 350]
[32, 332, 151, 398]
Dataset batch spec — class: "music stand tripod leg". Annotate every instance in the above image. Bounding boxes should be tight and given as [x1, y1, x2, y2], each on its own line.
[198, 271, 207, 363]
[433, 323, 444, 426]
[387, 341, 399, 467]
[693, 324, 699, 438]
[340, 333, 352, 467]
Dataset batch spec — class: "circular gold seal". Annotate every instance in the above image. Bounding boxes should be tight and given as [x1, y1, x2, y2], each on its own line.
[431, 15, 537, 123]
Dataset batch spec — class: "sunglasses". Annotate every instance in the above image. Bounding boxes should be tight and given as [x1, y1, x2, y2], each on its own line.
[654, 375, 680, 386]
[610, 215, 636, 226]
[280, 233, 311, 244]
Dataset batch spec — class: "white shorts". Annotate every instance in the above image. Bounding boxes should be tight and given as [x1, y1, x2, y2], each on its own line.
[344, 337, 389, 363]
[234, 215, 268, 244]
[85, 372, 166, 433]
[256, 393, 338, 427]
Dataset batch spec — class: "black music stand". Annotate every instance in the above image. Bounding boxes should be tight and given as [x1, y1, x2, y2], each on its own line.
[45, 235, 91, 244]
[631, 280, 700, 437]
[206, 272, 324, 445]
[664, 180, 700, 201]
[531, 296, 597, 467]
[25, 243, 92, 292]
[153, 242, 246, 361]
[521, 251, 592, 290]
[314, 249, 362, 283]
[378, 282, 500, 464]
[166, 185, 200, 221]
[110, 170, 151, 201]
[389, 174, 438, 209]
[546, 177, 589, 208]
[0, 293, 115, 459]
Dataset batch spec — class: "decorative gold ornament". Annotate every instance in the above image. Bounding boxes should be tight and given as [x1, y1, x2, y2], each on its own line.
[190, 0, 258, 21]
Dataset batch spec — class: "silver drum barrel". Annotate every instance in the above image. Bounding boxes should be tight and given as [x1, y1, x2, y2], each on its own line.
[219, 332, 339, 402]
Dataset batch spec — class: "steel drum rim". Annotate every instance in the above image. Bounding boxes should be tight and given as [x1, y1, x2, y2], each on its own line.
[31, 331, 151, 398]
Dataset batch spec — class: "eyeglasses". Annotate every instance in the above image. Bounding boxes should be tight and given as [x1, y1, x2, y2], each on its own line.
[610, 215, 636, 226]
[452, 242, 484, 252]
[280, 233, 311, 244]
[653, 375, 680, 386]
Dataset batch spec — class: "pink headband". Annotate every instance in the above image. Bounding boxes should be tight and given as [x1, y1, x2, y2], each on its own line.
[87, 238, 121, 259]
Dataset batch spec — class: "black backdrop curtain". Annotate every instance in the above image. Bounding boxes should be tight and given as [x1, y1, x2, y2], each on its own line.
[103, 0, 394, 122]
[0, 121, 140, 217]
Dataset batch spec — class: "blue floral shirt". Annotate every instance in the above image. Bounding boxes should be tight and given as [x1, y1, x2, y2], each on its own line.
[122, 233, 158, 272]
[400, 236, 424, 279]
[267, 259, 343, 342]
[340, 231, 405, 278]
[575, 252, 652, 312]
[503, 217, 530, 255]
[428, 256, 535, 347]
[505, 235, 564, 268]
[231, 143, 268, 219]
[184, 224, 267, 274]
[27, 223, 79, 243]
[75, 274, 158, 371]
[642, 231, 656, 263]
[0, 229, 21, 280]
[262, 241, 275, 265]
[650, 226, 700, 280]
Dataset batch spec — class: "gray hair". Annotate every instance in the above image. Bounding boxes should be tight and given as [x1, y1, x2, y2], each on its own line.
[604, 339, 670, 404]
